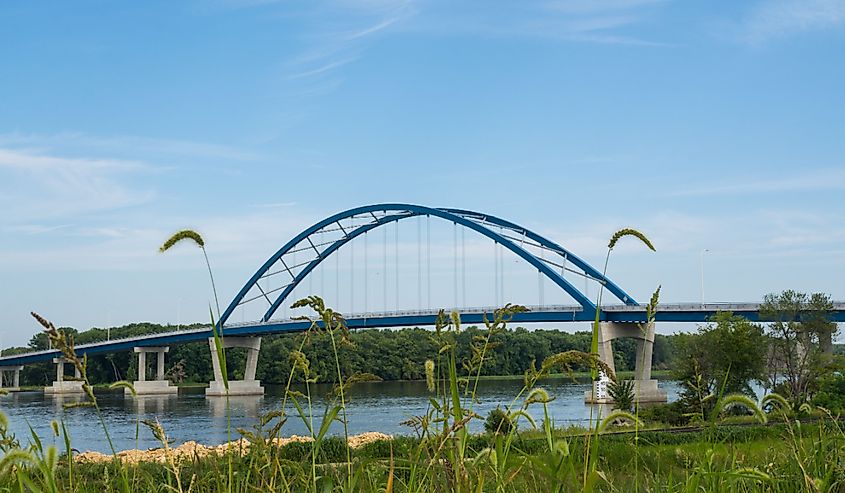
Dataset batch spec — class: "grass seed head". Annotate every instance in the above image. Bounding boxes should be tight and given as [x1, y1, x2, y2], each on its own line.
[607, 228, 656, 252]
[159, 230, 205, 253]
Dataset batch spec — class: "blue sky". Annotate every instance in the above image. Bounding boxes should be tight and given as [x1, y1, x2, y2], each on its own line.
[1, 0, 844, 347]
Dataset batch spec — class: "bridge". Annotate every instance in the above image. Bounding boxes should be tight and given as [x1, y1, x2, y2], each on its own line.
[1, 204, 843, 400]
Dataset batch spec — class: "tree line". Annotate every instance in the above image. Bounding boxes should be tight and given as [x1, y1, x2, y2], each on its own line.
[7, 323, 675, 386]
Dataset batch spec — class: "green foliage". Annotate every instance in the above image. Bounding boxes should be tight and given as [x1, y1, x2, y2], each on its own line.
[712, 393, 767, 424]
[637, 401, 687, 426]
[812, 368, 845, 412]
[673, 312, 766, 421]
[608, 379, 635, 411]
[760, 290, 838, 404]
[484, 407, 514, 435]
[598, 410, 643, 431]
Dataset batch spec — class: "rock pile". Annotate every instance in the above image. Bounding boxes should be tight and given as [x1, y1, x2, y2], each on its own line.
[75, 432, 392, 464]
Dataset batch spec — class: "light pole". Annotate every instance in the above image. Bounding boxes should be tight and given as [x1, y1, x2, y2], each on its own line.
[700, 249, 709, 306]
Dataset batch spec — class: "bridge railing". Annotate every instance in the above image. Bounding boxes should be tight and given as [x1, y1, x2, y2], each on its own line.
[0, 326, 212, 360]
[223, 304, 587, 328]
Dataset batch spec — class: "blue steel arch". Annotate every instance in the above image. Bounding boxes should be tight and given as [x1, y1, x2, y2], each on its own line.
[219, 204, 638, 327]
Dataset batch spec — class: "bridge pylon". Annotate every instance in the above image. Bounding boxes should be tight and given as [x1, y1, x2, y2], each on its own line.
[585, 322, 667, 404]
[0, 365, 22, 392]
[205, 336, 264, 397]
[44, 358, 85, 394]
[130, 346, 178, 395]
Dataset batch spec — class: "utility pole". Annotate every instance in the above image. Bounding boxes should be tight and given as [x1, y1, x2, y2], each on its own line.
[700, 249, 709, 306]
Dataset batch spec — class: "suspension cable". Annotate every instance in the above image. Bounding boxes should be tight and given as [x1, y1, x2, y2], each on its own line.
[454, 221, 458, 309]
[427, 215, 431, 310]
[461, 226, 466, 307]
[384, 223, 388, 313]
[418, 215, 422, 310]
[493, 242, 499, 306]
[364, 230, 368, 315]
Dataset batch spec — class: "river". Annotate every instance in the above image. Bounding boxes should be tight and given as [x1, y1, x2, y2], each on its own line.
[0, 378, 683, 453]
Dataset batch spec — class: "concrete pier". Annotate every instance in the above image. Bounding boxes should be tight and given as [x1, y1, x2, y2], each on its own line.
[206, 336, 264, 396]
[130, 347, 178, 395]
[44, 358, 85, 394]
[0, 365, 22, 392]
[584, 321, 667, 404]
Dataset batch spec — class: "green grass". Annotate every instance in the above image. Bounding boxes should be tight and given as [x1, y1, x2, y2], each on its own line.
[3, 420, 839, 492]
[4, 296, 840, 492]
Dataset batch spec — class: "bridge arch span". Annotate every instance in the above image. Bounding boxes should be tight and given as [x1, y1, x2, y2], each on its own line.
[219, 204, 638, 327]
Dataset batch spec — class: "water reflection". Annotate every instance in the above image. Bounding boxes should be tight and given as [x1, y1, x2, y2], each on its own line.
[0, 378, 683, 453]
[207, 395, 263, 418]
[134, 395, 178, 415]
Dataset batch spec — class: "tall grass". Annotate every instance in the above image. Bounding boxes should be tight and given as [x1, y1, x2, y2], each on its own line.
[2, 228, 843, 491]
[1, 300, 844, 491]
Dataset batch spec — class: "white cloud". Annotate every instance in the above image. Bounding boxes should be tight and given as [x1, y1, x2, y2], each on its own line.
[0, 147, 155, 221]
[743, 0, 845, 43]
[667, 168, 845, 197]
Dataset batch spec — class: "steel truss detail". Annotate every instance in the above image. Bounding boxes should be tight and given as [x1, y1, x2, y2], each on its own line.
[219, 204, 638, 328]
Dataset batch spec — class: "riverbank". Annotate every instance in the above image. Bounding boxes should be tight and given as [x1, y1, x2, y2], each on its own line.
[18, 419, 842, 492]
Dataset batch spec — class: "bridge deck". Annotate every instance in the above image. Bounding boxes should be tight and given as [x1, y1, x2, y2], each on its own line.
[2, 303, 843, 367]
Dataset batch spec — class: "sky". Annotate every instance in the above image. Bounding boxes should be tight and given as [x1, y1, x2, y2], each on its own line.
[1, 0, 844, 348]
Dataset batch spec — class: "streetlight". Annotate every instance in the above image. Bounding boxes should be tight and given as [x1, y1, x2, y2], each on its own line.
[700, 249, 710, 306]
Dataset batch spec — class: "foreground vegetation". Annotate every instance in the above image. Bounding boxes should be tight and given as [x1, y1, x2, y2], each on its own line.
[2, 229, 842, 492]
[2, 301, 844, 492]
[2, 412, 844, 492]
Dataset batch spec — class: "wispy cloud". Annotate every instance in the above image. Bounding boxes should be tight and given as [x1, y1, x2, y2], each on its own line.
[348, 16, 402, 39]
[742, 0, 845, 44]
[279, 1, 416, 82]
[3, 223, 73, 235]
[401, 0, 672, 46]
[0, 147, 155, 221]
[667, 168, 845, 197]
[287, 58, 358, 80]
[0, 132, 261, 161]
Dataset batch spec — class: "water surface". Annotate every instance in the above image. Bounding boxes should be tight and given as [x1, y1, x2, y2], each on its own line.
[1, 379, 683, 453]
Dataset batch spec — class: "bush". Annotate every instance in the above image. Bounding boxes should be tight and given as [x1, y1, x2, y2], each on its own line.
[484, 407, 513, 435]
[812, 372, 845, 412]
[608, 380, 635, 411]
[638, 401, 687, 426]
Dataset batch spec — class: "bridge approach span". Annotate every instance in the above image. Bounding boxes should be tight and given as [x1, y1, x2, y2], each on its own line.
[2, 302, 844, 367]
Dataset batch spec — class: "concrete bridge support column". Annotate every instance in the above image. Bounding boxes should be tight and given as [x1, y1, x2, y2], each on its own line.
[0, 366, 23, 392]
[206, 336, 264, 397]
[44, 358, 84, 394]
[130, 347, 178, 395]
[585, 322, 667, 404]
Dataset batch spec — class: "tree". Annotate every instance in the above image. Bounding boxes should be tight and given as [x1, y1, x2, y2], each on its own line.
[673, 312, 766, 418]
[759, 290, 838, 402]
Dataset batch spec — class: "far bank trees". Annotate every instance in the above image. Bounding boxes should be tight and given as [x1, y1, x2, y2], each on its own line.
[673, 312, 767, 418]
[760, 290, 838, 403]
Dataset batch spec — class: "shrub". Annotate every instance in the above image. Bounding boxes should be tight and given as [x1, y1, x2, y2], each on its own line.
[812, 371, 845, 412]
[608, 379, 635, 411]
[638, 401, 687, 426]
[484, 407, 513, 435]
